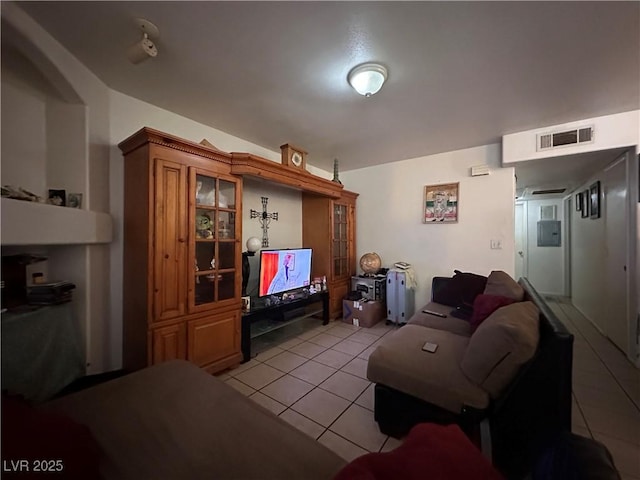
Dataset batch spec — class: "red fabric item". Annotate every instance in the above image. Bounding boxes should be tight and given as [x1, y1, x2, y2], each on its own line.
[1, 394, 100, 479]
[333, 423, 504, 480]
[470, 294, 517, 332]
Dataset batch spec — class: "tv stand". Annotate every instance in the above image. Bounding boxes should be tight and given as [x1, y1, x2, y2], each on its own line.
[241, 290, 329, 362]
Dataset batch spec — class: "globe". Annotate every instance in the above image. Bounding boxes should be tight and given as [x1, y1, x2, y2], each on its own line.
[359, 252, 382, 275]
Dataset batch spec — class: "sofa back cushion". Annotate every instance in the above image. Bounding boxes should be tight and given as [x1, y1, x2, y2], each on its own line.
[432, 270, 488, 308]
[469, 294, 517, 332]
[484, 271, 525, 302]
[460, 301, 540, 398]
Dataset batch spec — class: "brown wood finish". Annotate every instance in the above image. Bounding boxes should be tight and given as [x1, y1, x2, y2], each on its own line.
[151, 323, 187, 364]
[153, 158, 187, 321]
[119, 128, 243, 374]
[120, 127, 358, 371]
[123, 145, 152, 370]
[187, 310, 241, 369]
[330, 280, 350, 320]
[231, 152, 343, 198]
[302, 190, 359, 320]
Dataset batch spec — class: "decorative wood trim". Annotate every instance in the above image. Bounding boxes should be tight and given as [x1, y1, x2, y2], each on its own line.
[119, 127, 345, 199]
[118, 127, 232, 164]
[231, 152, 343, 198]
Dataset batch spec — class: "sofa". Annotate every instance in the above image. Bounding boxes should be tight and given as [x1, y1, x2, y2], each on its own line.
[367, 271, 575, 479]
[3, 360, 346, 480]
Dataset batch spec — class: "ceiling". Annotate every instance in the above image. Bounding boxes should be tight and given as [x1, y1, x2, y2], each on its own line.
[9, 1, 640, 193]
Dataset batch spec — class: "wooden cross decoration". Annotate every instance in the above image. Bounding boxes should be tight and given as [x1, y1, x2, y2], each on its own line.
[250, 197, 278, 247]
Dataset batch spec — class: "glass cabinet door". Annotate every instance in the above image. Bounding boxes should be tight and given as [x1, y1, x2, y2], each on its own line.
[191, 171, 239, 310]
[333, 203, 349, 278]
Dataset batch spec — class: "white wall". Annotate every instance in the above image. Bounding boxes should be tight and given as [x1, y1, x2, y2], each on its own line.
[1, 79, 47, 195]
[522, 198, 565, 295]
[2, 2, 111, 375]
[342, 143, 515, 310]
[571, 179, 608, 332]
[503, 110, 640, 164]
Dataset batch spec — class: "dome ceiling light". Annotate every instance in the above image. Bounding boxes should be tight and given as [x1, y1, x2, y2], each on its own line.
[347, 63, 388, 97]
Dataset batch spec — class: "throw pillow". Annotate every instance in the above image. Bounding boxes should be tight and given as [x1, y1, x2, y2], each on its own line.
[1, 394, 100, 479]
[333, 423, 504, 480]
[432, 270, 488, 308]
[483, 271, 525, 302]
[469, 294, 516, 332]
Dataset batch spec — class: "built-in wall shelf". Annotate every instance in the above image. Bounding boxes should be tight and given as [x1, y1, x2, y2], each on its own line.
[1, 198, 112, 245]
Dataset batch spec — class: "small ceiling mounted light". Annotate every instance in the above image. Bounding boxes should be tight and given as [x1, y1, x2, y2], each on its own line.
[128, 18, 159, 65]
[347, 63, 388, 97]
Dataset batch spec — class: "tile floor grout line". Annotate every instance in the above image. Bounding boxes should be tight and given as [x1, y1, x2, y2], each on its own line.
[554, 298, 640, 412]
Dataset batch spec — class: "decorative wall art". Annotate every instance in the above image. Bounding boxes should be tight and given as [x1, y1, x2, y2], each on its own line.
[68, 193, 82, 208]
[424, 183, 459, 223]
[48, 189, 66, 206]
[250, 197, 279, 247]
[590, 181, 601, 219]
[575, 192, 583, 212]
[581, 190, 589, 218]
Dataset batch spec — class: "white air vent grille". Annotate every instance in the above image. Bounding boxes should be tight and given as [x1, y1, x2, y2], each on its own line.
[470, 164, 490, 177]
[537, 126, 594, 151]
[539, 205, 557, 221]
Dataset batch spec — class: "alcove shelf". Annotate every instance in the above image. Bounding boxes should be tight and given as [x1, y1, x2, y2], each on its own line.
[1, 198, 113, 245]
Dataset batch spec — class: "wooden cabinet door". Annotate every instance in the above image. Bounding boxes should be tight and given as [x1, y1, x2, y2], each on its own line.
[151, 323, 187, 364]
[330, 279, 350, 320]
[188, 167, 242, 314]
[153, 158, 188, 322]
[332, 202, 349, 281]
[187, 311, 241, 368]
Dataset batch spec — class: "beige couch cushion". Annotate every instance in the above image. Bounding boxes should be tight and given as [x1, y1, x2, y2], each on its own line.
[42, 360, 345, 480]
[408, 302, 472, 337]
[367, 325, 489, 414]
[483, 270, 525, 302]
[460, 301, 540, 398]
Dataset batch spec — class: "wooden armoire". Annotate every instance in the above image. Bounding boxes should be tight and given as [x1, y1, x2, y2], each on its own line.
[118, 128, 243, 374]
[302, 190, 358, 319]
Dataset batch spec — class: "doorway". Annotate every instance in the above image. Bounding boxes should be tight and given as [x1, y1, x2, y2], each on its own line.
[514, 203, 526, 281]
[603, 152, 629, 354]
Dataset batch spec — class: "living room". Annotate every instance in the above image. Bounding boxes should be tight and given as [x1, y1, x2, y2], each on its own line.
[1, 2, 639, 478]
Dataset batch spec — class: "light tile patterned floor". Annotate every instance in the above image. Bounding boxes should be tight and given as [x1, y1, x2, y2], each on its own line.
[220, 302, 640, 478]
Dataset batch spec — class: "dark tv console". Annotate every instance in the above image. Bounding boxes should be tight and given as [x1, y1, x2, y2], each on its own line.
[241, 290, 329, 362]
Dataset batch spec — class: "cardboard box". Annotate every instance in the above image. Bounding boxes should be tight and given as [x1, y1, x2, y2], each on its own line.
[342, 299, 384, 328]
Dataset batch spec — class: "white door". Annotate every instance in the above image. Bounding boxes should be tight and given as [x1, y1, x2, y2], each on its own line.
[604, 153, 629, 354]
[515, 203, 526, 281]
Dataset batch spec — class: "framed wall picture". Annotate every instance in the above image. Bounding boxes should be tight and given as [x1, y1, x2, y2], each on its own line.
[581, 190, 589, 218]
[424, 182, 459, 223]
[68, 193, 83, 208]
[48, 189, 66, 206]
[575, 192, 583, 212]
[590, 181, 601, 219]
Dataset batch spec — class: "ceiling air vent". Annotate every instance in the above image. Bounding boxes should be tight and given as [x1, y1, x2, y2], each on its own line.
[531, 188, 566, 195]
[537, 126, 594, 151]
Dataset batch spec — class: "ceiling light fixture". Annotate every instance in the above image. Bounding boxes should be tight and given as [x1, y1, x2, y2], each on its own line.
[347, 63, 388, 97]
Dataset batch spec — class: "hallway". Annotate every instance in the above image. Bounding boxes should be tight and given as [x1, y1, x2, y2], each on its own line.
[547, 296, 639, 479]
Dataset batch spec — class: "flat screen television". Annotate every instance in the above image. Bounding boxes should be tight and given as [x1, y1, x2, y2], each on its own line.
[258, 248, 312, 297]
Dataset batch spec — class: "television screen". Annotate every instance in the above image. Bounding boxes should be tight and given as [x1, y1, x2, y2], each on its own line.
[258, 248, 312, 297]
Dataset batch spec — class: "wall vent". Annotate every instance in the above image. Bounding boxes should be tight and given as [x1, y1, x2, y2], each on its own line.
[537, 126, 594, 151]
[539, 205, 557, 221]
[470, 164, 490, 177]
[532, 188, 566, 196]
